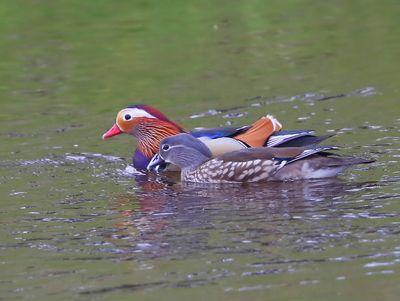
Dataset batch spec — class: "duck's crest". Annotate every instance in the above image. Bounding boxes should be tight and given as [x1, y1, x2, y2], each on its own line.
[128, 104, 185, 131]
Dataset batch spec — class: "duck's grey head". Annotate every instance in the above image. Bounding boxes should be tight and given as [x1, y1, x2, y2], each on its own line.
[157, 133, 212, 170]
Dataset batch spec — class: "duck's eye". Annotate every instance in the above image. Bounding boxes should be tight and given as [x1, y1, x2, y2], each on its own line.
[162, 144, 170, 151]
[124, 114, 132, 121]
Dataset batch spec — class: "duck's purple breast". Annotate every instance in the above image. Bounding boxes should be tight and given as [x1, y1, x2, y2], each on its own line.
[132, 149, 151, 170]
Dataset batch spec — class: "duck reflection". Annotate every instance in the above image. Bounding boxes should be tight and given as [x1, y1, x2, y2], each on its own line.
[112, 172, 179, 237]
[110, 172, 379, 258]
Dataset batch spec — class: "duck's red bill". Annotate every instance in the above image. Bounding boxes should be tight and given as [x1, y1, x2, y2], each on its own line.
[102, 124, 122, 139]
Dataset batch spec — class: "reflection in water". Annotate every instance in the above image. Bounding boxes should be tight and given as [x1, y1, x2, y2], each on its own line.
[111, 174, 383, 259]
[112, 173, 179, 240]
[1, 149, 399, 298]
[82, 171, 400, 295]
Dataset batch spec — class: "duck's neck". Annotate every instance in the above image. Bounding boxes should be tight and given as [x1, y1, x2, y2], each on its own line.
[134, 119, 185, 158]
[178, 150, 211, 177]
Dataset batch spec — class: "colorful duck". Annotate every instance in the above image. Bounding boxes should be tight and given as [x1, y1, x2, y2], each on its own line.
[102, 104, 327, 170]
[149, 133, 374, 183]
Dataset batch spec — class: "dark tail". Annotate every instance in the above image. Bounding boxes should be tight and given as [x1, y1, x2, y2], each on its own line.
[266, 130, 334, 148]
[279, 134, 334, 147]
[324, 156, 375, 167]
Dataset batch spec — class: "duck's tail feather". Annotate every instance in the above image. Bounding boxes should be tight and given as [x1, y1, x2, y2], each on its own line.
[320, 155, 375, 167]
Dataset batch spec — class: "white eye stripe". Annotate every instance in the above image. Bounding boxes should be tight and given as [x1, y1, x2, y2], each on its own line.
[159, 144, 182, 161]
[160, 144, 187, 156]
[122, 108, 157, 119]
[161, 144, 180, 152]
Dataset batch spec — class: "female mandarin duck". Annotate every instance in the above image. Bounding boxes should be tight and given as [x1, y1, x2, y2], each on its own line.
[102, 104, 326, 171]
[149, 133, 373, 183]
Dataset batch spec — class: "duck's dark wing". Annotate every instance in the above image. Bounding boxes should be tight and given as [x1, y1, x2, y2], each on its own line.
[265, 130, 333, 147]
[217, 145, 339, 171]
[217, 145, 334, 162]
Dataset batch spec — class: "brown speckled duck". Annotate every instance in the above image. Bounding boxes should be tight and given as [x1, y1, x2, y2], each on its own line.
[148, 133, 374, 183]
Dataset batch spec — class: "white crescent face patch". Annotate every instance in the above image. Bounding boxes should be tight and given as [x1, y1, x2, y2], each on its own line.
[116, 108, 158, 132]
[118, 108, 157, 122]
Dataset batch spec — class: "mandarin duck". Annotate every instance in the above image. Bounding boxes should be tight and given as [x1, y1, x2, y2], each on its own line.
[102, 104, 328, 171]
[148, 133, 374, 183]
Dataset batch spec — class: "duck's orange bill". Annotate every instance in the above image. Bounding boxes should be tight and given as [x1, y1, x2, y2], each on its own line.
[102, 124, 122, 139]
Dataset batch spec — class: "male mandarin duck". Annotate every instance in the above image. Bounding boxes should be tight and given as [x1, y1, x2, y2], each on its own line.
[102, 104, 327, 171]
[148, 133, 374, 183]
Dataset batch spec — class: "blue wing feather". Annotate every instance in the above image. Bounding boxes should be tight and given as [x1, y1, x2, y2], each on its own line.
[190, 125, 250, 139]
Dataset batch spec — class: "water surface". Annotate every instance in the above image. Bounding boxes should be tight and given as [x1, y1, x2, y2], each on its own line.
[1, 0, 400, 300]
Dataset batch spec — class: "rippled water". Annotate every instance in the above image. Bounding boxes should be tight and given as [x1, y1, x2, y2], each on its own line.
[1, 0, 400, 300]
[2, 106, 399, 300]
